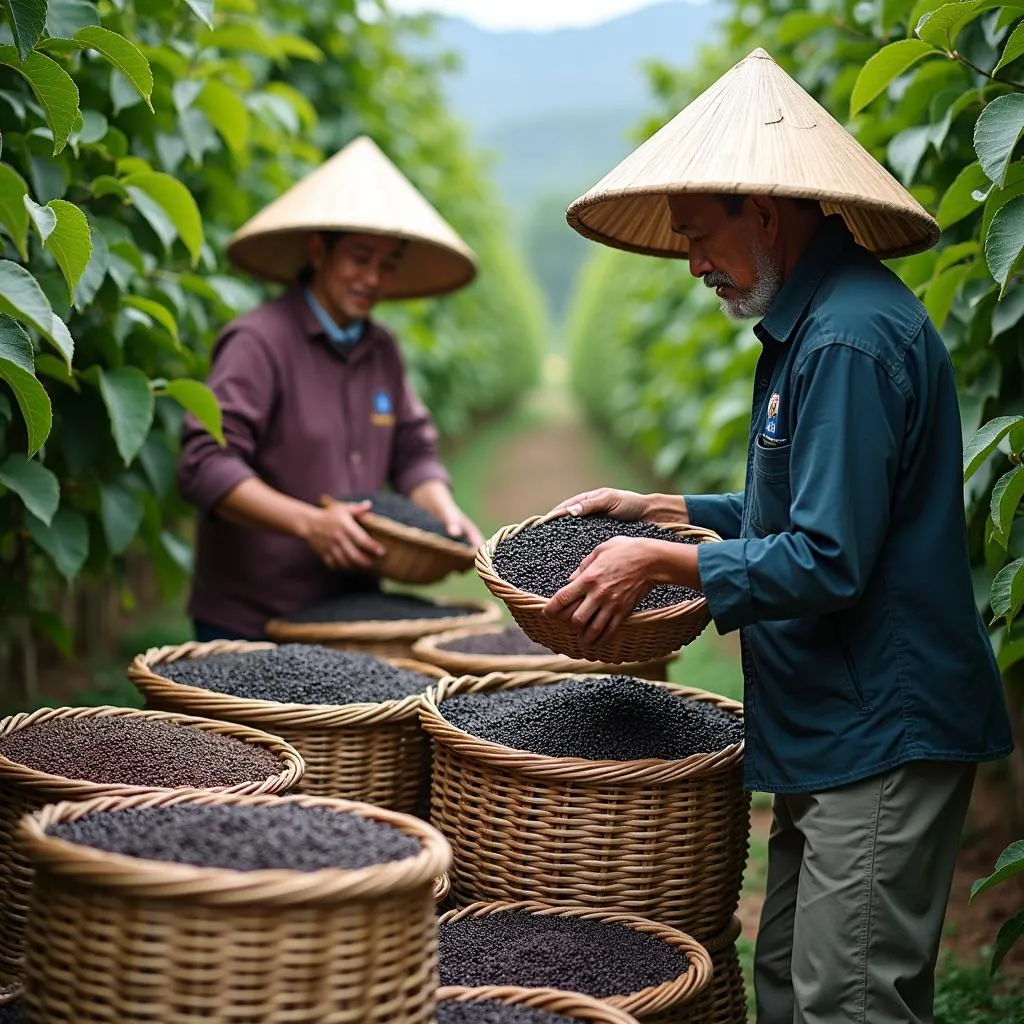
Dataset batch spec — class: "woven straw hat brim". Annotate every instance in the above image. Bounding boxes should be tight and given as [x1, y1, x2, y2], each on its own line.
[567, 48, 940, 260]
[227, 136, 478, 298]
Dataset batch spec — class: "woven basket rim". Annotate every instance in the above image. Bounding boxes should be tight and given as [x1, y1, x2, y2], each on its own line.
[438, 899, 712, 1016]
[0, 705, 305, 796]
[420, 671, 744, 782]
[19, 790, 451, 907]
[0, 985, 22, 1008]
[265, 596, 501, 641]
[436, 986, 642, 1024]
[476, 514, 720, 623]
[128, 640, 446, 725]
[411, 624, 675, 675]
[435, 871, 451, 903]
[360, 510, 478, 561]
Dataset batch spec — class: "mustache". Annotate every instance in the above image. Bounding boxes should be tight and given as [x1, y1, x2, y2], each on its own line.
[702, 272, 736, 289]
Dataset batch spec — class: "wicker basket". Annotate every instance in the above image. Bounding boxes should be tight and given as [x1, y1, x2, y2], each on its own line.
[646, 917, 747, 1024]
[358, 508, 478, 584]
[412, 624, 678, 681]
[128, 639, 446, 813]
[438, 900, 712, 1019]
[0, 705, 303, 987]
[437, 986, 641, 1024]
[266, 597, 502, 659]
[421, 672, 749, 943]
[476, 515, 721, 663]
[19, 790, 451, 1024]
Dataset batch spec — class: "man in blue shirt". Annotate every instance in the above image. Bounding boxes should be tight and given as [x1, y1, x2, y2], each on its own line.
[546, 49, 1013, 1024]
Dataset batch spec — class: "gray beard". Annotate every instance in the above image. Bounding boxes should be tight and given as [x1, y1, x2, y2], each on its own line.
[707, 245, 782, 320]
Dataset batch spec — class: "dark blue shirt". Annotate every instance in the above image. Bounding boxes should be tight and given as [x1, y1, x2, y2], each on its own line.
[687, 217, 1013, 794]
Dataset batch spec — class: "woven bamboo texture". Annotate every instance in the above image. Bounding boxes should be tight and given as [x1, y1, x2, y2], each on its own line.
[645, 917, 746, 1024]
[475, 515, 721, 663]
[422, 672, 749, 943]
[20, 790, 451, 1024]
[437, 987, 641, 1024]
[129, 639, 445, 812]
[0, 704, 303, 988]
[438, 901, 712, 1018]
[265, 597, 502, 659]
[357, 508, 477, 584]
[435, 872, 452, 904]
[412, 625, 678, 681]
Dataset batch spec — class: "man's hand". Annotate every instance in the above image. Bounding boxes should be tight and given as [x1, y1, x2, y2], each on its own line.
[304, 498, 386, 571]
[410, 478, 484, 548]
[549, 489, 689, 525]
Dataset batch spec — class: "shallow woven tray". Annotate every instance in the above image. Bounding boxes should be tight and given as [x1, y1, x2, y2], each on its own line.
[421, 671, 749, 943]
[358, 509, 478, 584]
[437, 986, 641, 1024]
[476, 514, 721, 663]
[438, 900, 712, 1019]
[412, 624, 678, 681]
[0, 705, 303, 987]
[646, 917, 746, 1024]
[19, 790, 451, 1024]
[128, 639, 445, 812]
[265, 597, 502, 659]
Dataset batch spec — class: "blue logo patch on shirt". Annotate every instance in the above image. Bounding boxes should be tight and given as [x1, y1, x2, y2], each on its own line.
[372, 390, 395, 427]
[760, 392, 786, 447]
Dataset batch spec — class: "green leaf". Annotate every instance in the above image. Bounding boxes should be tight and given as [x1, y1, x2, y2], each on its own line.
[992, 465, 1024, 544]
[991, 910, 1024, 974]
[97, 365, 154, 465]
[0, 314, 51, 455]
[45, 0, 99, 38]
[3, 0, 46, 62]
[993, 284, 1024, 337]
[122, 295, 179, 345]
[33, 351, 77, 389]
[936, 240, 980, 272]
[100, 478, 143, 554]
[44, 199, 91, 298]
[0, 46, 80, 155]
[991, 557, 1024, 624]
[983, 162, 1024, 240]
[985, 194, 1024, 295]
[73, 27, 153, 111]
[917, 1, 973, 47]
[924, 262, 972, 328]
[184, 0, 214, 28]
[937, 162, 990, 228]
[975, 93, 1024, 187]
[195, 78, 248, 155]
[73, 220, 107, 308]
[159, 377, 223, 443]
[964, 415, 1024, 481]
[0, 259, 52, 336]
[121, 172, 203, 264]
[850, 40, 940, 116]
[994, 20, 1024, 72]
[23, 194, 56, 242]
[0, 163, 29, 258]
[0, 451, 58, 523]
[46, 312, 73, 368]
[972, 840, 1024, 900]
[888, 125, 932, 185]
[26, 506, 88, 580]
[273, 34, 324, 62]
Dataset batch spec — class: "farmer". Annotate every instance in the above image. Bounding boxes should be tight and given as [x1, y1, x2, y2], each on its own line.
[178, 136, 482, 642]
[546, 50, 1013, 1024]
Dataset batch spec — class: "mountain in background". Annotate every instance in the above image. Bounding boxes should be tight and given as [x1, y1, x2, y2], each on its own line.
[421, 1, 725, 322]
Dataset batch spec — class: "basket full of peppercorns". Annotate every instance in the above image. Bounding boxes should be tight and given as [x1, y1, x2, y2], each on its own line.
[329, 491, 478, 584]
[476, 512, 721, 664]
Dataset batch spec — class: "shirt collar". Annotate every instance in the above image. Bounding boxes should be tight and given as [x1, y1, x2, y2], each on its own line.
[303, 287, 366, 347]
[756, 216, 856, 345]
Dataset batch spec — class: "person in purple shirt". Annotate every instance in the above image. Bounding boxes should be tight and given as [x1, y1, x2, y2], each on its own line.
[178, 137, 482, 641]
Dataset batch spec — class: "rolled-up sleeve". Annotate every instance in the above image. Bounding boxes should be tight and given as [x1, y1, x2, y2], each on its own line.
[684, 492, 745, 539]
[178, 329, 277, 513]
[389, 373, 449, 495]
[697, 340, 907, 634]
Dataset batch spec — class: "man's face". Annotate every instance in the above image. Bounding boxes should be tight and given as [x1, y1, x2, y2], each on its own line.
[666, 194, 780, 320]
[308, 232, 404, 324]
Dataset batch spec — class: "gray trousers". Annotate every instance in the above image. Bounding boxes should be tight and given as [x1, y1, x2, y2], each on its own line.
[754, 761, 976, 1024]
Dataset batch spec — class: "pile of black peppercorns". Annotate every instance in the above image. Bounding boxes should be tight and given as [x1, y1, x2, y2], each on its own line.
[0, 999, 23, 1024]
[439, 626, 554, 658]
[285, 592, 478, 624]
[0, 716, 282, 787]
[436, 1002, 575, 1024]
[47, 804, 421, 871]
[348, 491, 470, 545]
[441, 676, 744, 760]
[493, 514, 701, 611]
[439, 910, 688, 996]
[158, 644, 433, 705]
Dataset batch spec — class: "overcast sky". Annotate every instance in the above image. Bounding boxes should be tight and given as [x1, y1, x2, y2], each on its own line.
[385, 0, 675, 31]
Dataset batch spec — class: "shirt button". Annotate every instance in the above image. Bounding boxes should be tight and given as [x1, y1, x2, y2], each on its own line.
[350, 450, 362, 465]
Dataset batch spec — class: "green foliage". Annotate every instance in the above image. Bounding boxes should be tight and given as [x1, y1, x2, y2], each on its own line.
[0, 0, 542, 664]
[972, 840, 1024, 972]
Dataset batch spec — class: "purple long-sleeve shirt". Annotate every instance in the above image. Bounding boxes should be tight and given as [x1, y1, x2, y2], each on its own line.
[178, 286, 449, 636]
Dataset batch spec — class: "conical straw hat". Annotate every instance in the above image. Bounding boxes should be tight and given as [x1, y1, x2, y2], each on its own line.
[227, 136, 478, 298]
[567, 49, 939, 260]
